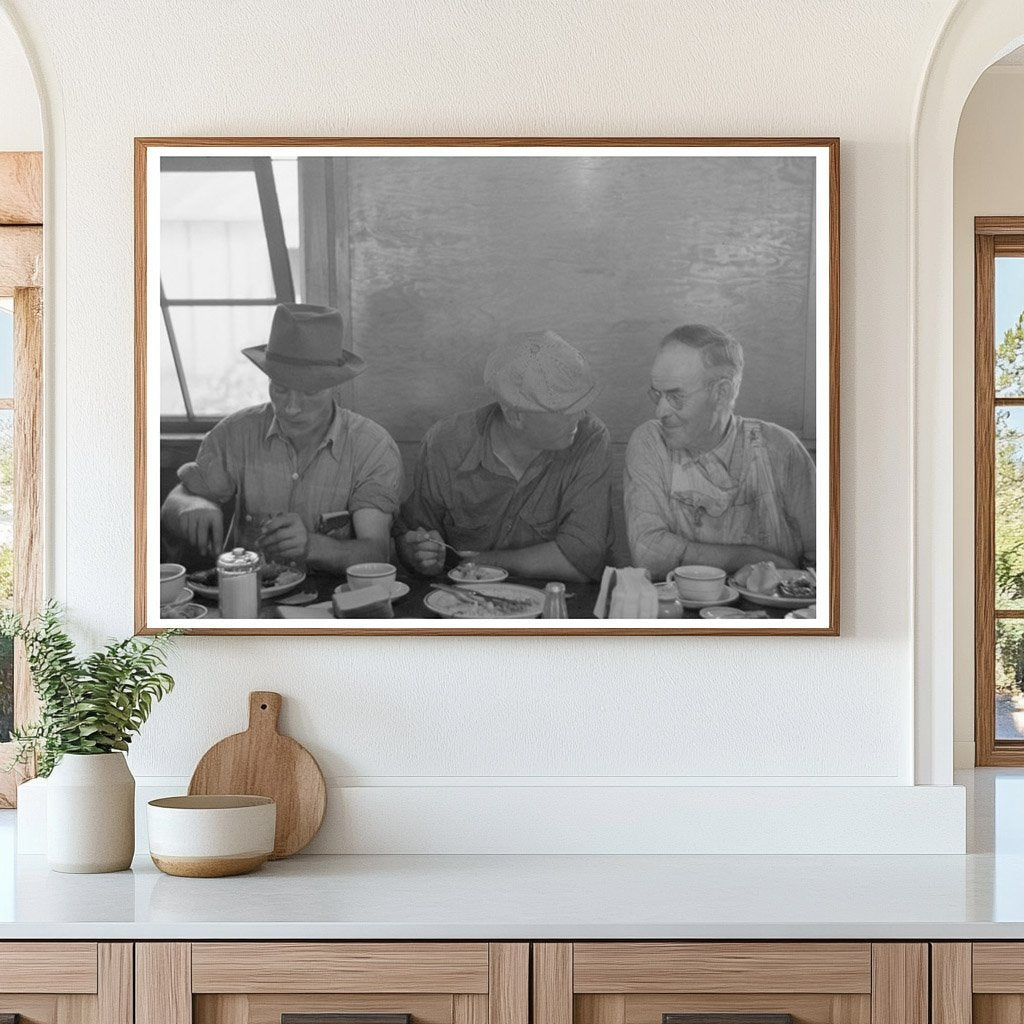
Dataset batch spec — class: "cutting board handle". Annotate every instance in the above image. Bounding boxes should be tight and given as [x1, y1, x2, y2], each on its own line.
[248, 691, 282, 734]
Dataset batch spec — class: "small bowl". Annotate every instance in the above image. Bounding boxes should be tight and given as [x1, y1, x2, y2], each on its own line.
[668, 564, 727, 603]
[160, 586, 194, 617]
[346, 562, 397, 590]
[147, 795, 276, 877]
[159, 564, 187, 605]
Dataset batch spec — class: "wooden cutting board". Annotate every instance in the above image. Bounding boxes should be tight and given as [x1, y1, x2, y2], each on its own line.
[188, 691, 327, 859]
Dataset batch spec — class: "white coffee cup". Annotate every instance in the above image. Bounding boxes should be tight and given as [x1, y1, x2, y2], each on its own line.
[668, 564, 727, 602]
[159, 563, 187, 605]
[346, 562, 397, 590]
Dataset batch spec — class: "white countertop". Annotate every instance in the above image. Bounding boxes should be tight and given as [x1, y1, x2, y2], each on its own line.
[0, 849, 1020, 941]
[1, 769, 1022, 941]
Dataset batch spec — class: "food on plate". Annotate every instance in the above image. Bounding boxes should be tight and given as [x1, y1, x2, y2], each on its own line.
[445, 593, 535, 616]
[777, 577, 816, 599]
[427, 583, 543, 618]
[733, 561, 816, 601]
[450, 562, 504, 582]
[738, 561, 783, 595]
[188, 562, 302, 595]
[452, 562, 489, 581]
[259, 562, 286, 586]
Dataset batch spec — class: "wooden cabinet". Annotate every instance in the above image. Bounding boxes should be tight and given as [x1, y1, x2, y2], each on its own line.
[136, 944, 528, 1024]
[0, 937, 954, 1024]
[532, 943, 928, 1024]
[932, 943, 1024, 1024]
[0, 942, 132, 1024]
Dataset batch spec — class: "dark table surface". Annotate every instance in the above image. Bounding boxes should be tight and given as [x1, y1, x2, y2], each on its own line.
[192, 568, 798, 620]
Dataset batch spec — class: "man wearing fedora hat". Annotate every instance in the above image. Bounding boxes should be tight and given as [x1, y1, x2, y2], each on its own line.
[161, 303, 402, 573]
[397, 330, 612, 583]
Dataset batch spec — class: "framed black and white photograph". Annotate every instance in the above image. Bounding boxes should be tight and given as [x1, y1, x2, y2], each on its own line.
[135, 137, 838, 635]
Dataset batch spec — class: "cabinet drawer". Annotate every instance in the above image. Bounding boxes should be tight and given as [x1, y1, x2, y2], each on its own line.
[534, 943, 926, 1024]
[572, 944, 872, 994]
[191, 944, 491, 994]
[0, 942, 99, 993]
[139, 942, 528, 1024]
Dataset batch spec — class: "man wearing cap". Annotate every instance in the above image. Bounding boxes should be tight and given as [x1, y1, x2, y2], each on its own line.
[161, 303, 402, 573]
[397, 331, 612, 583]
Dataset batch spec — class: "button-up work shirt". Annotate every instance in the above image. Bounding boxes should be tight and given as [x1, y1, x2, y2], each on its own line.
[398, 404, 612, 580]
[178, 401, 402, 542]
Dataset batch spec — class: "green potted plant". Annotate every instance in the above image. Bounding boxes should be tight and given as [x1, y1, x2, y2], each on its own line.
[2, 602, 178, 873]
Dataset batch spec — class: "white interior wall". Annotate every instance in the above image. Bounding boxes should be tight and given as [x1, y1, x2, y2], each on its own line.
[0, 14, 39, 151]
[0, 0, 978, 852]
[952, 65, 1024, 767]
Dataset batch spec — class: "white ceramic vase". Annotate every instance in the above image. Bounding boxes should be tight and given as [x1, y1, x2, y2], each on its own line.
[46, 752, 135, 873]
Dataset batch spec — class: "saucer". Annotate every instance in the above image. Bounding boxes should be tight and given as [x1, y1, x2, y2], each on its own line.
[657, 582, 739, 610]
[785, 604, 818, 620]
[160, 586, 194, 617]
[162, 602, 207, 620]
[335, 581, 410, 601]
[699, 605, 770, 620]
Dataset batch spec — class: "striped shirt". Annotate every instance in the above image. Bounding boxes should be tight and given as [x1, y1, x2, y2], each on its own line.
[624, 416, 816, 581]
[178, 401, 402, 541]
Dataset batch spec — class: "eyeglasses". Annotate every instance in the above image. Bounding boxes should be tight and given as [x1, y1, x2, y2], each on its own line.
[647, 380, 722, 410]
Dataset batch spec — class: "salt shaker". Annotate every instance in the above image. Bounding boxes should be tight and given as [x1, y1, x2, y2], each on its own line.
[542, 581, 569, 619]
[217, 547, 261, 619]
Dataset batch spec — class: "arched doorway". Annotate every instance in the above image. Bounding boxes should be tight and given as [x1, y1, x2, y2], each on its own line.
[914, 1, 1024, 785]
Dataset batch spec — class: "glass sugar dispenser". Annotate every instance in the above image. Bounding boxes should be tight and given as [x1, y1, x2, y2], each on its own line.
[217, 547, 261, 619]
[542, 581, 569, 619]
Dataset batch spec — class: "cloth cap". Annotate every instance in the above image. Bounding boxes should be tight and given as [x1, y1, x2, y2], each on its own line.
[243, 303, 365, 393]
[483, 330, 598, 414]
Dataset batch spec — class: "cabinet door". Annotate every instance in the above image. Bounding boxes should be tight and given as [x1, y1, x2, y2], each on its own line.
[942, 942, 1024, 1024]
[0, 943, 131, 1024]
[137, 943, 528, 1024]
[534, 944, 927, 1024]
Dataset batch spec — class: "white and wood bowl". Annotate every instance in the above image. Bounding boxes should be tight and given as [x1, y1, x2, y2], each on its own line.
[147, 795, 276, 877]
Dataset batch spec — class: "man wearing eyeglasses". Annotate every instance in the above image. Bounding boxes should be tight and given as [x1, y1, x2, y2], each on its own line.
[624, 324, 816, 581]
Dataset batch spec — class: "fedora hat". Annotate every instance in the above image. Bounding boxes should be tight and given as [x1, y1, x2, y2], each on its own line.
[243, 303, 365, 392]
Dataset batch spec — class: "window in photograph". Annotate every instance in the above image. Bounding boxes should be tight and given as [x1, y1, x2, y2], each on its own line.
[160, 156, 299, 428]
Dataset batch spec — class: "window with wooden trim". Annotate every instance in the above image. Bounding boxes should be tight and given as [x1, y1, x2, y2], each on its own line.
[976, 217, 1024, 764]
[0, 150, 44, 806]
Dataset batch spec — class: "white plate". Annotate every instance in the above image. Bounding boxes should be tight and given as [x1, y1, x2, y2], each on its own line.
[160, 586, 194, 616]
[729, 567, 817, 608]
[334, 581, 410, 601]
[656, 581, 739, 610]
[448, 564, 509, 584]
[162, 602, 208, 620]
[698, 605, 770, 620]
[424, 582, 545, 619]
[188, 567, 306, 601]
[785, 604, 818, 620]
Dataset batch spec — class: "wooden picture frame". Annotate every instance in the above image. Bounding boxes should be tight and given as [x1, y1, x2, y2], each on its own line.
[135, 137, 839, 636]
